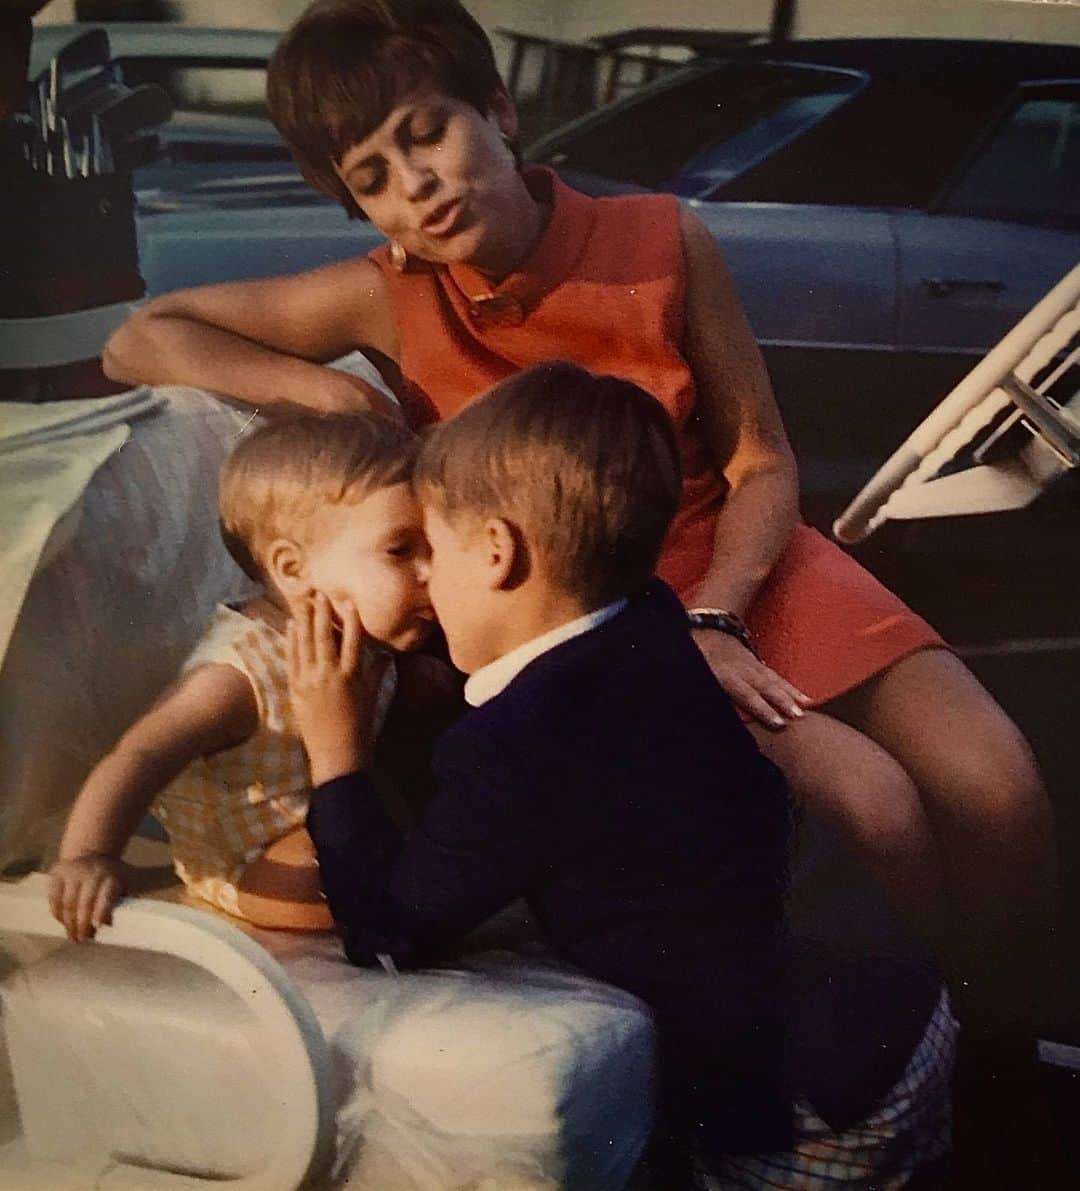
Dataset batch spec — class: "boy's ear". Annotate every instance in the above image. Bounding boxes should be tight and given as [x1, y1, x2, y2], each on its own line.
[265, 537, 308, 600]
[484, 517, 528, 591]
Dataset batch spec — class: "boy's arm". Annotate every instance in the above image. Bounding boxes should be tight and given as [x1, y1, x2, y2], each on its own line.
[49, 663, 257, 941]
[289, 594, 541, 967]
[308, 750, 543, 969]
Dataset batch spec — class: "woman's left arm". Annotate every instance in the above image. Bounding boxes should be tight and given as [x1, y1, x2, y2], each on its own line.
[680, 206, 810, 726]
[681, 204, 799, 614]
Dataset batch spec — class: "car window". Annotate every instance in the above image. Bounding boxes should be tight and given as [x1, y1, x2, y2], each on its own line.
[667, 82, 858, 197]
[940, 90, 1080, 229]
[534, 61, 863, 194]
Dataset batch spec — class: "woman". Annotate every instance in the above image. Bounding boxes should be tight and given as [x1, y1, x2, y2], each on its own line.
[104, 2, 1063, 1182]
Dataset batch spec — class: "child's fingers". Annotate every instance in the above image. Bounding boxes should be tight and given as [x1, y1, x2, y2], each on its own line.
[302, 595, 320, 669]
[59, 878, 81, 940]
[338, 599, 363, 675]
[74, 877, 100, 942]
[91, 874, 121, 930]
[313, 591, 336, 667]
[46, 871, 64, 924]
[289, 595, 318, 670]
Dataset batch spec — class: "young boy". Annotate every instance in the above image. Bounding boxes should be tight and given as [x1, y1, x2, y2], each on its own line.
[49, 412, 455, 939]
[290, 362, 955, 1184]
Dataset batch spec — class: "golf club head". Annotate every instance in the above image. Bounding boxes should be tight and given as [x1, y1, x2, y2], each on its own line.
[39, 27, 112, 142]
[96, 84, 174, 143]
[56, 66, 123, 123]
[61, 81, 130, 136]
[53, 27, 112, 83]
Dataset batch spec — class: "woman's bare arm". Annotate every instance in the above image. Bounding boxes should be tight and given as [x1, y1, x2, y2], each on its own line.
[680, 206, 809, 726]
[680, 205, 800, 616]
[103, 257, 401, 416]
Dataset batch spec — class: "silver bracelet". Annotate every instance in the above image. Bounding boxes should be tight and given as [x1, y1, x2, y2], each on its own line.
[685, 607, 759, 659]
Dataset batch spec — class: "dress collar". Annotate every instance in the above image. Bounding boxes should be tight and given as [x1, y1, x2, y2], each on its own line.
[446, 166, 595, 327]
[463, 598, 628, 707]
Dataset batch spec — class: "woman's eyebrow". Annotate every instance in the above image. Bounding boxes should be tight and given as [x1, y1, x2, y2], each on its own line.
[342, 109, 418, 177]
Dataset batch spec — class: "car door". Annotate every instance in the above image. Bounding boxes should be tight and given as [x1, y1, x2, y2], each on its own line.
[691, 198, 897, 510]
[893, 83, 1080, 401]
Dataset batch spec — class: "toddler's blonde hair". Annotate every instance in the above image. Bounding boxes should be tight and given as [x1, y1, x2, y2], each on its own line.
[219, 412, 417, 582]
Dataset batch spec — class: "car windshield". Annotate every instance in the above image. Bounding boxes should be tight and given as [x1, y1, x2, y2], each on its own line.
[534, 59, 863, 197]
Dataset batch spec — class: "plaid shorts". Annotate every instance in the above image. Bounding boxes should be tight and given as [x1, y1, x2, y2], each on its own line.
[694, 990, 958, 1189]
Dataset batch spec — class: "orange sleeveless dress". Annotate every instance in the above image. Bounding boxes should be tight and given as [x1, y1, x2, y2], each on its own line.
[371, 168, 945, 705]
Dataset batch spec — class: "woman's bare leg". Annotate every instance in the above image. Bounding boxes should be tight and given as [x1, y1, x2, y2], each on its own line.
[749, 710, 951, 961]
[825, 648, 1068, 1189]
[826, 648, 1058, 1027]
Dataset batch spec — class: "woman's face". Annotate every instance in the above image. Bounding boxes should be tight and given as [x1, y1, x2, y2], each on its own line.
[334, 87, 536, 276]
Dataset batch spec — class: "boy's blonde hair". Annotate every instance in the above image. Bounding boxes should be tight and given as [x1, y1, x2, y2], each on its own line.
[414, 362, 682, 606]
[219, 412, 417, 581]
[267, 0, 505, 219]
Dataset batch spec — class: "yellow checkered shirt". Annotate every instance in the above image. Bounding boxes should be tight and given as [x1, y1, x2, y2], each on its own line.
[152, 604, 396, 917]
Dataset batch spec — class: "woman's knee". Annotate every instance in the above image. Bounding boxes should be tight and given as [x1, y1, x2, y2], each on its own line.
[755, 717, 931, 860]
[818, 760, 931, 861]
[839, 649, 1051, 838]
[930, 726, 1049, 840]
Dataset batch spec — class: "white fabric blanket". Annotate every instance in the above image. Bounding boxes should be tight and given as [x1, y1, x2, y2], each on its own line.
[0, 388, 257, 870]
[0, 388, 164, 665]
[251, 922, 655, 1190]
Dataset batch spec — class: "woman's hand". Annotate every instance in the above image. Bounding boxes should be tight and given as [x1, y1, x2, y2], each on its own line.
[48, 855, 129, 942]
[287, 592, 388, 785]
[691, 630, 810, 729]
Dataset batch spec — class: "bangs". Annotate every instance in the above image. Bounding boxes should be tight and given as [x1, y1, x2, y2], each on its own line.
[267, 3, 503, 216]
[286, 36, 449, 172]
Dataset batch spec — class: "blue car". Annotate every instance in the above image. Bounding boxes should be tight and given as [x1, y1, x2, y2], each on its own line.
[527, 38, 1080, 523]
[28, 27, 1080, 527]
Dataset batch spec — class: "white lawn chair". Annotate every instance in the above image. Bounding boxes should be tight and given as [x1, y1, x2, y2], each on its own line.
[0, 876, 333, 1190]
[834, 261, 1080, 542]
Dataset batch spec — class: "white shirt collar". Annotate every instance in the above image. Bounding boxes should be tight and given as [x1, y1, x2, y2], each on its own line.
[464, 598, 628, 707]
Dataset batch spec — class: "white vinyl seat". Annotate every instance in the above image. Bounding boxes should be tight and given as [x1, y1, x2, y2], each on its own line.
[0, 875, 333, 1191]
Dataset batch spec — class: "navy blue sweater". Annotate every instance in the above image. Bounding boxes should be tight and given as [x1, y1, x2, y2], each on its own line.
[309, 581, 936, 1151]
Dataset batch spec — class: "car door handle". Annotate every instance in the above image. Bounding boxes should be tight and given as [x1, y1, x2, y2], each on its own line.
[922, 277, 1006, 298]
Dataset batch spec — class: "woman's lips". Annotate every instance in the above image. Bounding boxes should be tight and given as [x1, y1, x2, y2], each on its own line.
[422, 196, 467, 237]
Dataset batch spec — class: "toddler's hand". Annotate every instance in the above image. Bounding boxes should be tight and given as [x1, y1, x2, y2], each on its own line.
[48, 855, 129, 942]
[287, 592, 387, 784]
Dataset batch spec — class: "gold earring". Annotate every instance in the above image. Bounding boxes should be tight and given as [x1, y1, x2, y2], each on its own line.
[389, 240, 408, 273]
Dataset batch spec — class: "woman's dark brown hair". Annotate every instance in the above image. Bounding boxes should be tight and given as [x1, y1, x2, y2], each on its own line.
[267, 0, 504, 217]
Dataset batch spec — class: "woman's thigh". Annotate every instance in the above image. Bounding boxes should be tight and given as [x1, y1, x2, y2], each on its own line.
[748, 710, 927, 850]
[824, 648, 1049, 840]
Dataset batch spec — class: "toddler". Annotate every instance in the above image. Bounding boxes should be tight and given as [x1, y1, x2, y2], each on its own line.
[49, 412, 441, 937]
